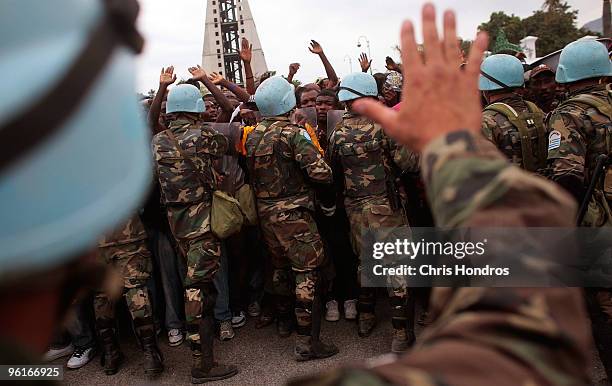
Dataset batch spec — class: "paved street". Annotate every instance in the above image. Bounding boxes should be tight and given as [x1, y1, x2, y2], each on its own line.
[56, 299, 608, 385]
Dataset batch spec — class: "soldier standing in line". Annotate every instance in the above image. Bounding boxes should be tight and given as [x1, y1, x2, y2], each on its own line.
[327, 71, 419, 353]
[152, 81, 238, 383]
[245, 76, 339, 361]
[94, 214, 163, 376]
[546, 39, 612, 381]
[479, 54, 548, 173]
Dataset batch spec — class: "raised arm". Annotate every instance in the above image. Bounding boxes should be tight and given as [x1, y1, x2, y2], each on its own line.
[188, 65, 233, 122]
[209, 72, 251, 103]
[358, 53, 372, 73]
[240, 38, 256, 95]
[287, 63, 300, 84]
[309, 40, 338, 88]
[148, 66, 176, 133]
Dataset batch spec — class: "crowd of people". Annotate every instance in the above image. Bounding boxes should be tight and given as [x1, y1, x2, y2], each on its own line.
[2, 0, 612, 385]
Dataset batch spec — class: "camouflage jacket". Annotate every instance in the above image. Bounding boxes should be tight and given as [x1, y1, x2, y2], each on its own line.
[327, 112, 419, 209]
[290, 131, 591, 386]
[481, 95, 547, 171]
[244, 116, 332, 214]
[547, 84, 611, 196]
[98, 213, 147, 248]
[152, 119, 228, 242]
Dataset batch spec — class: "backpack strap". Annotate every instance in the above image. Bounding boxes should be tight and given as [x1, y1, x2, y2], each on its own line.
[524, 101, 548, 170]
[485, 102, 538, 172]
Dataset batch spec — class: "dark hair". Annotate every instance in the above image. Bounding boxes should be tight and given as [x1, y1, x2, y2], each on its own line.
[373, 73, 387, 96]
[183, 79, 201, 89]
[295, 86, 320, 108]
[317, 89, 340, 108]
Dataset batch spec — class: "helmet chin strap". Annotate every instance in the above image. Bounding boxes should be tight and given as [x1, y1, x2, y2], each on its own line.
[480, 70, 513, 90]
[0, 0, 144, 173]
[337, 86, 370, 98]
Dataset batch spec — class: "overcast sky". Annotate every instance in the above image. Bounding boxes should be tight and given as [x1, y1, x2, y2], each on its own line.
[136, 0, 600, 93]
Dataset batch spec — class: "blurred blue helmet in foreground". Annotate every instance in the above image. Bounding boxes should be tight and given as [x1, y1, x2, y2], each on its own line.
[166, 84, 205, 114]
[255, 76, 296, 117]
[0, 0, 151, 279]
[338, 72, 378, 102]
[556, 39, 612, 84]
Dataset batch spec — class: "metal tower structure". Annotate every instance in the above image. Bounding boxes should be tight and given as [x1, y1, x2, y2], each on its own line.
[202, 0, 268, 86]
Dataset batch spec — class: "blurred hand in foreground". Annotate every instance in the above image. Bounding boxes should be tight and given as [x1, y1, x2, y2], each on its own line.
[353, 3, 488, 152]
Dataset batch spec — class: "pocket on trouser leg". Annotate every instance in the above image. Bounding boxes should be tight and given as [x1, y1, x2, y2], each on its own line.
[125, 287, 152, 321]
[121, 251, 152, 289]
[185, 237, 221, 287]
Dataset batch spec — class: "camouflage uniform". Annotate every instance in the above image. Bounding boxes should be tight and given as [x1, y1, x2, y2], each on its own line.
[95, 213, 153, 335]
[327, 112, 419, 336]
[290, 130, 591, 386]
[245, 116, 333, 338]
[95, 213, 162, 374]
[481, 95, 547, 172]
[152, 118, 227, 350]
[547, 83, 612, 378]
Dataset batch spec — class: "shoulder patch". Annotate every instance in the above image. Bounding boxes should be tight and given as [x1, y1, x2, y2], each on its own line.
[548, 130, 561, 151]
[300, 129, 312, 142]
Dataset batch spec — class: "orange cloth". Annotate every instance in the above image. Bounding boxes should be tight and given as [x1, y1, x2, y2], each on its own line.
[305, 123, 324, 155]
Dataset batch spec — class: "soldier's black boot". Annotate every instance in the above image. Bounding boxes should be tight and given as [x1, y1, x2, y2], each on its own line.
[391, 296, 416, 353]
[98, 327, 123, 375]
[191, 284, 238, 384]
[276, 295, 295, 338]
[294, 282, 338, 362]
[137, 326, 164, 376]
[294, 335, 339, 362]
[358, 289, 377, 337]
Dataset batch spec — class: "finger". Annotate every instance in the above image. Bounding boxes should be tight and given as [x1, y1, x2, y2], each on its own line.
[464, 31, 488, 80]
[352, 99, 398, 132]
[421, 3, 442, 64]
[442, 10, 461, 67]
[400, 20, 423, 74]
[161, 67, 165, 75]
[249, 43, 253, 50]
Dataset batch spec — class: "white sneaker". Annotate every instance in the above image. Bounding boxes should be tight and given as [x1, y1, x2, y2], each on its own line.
[325, 300, 340, 322]
[168, 328, 184, 347]
[67, 346, 96, 369]
[219, 321, 235, 341]
[231, 311, 246, 328]
[344, 299, 358, 320]
[43, 344, 74, 362]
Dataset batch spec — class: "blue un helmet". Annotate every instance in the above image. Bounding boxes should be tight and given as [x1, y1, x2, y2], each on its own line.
[166, 84, 205, 114]
[556, 39, 612, 84]
[255, 76, 296, 117]
[479, 54, 525, 91]
[0, 0, 151, 278]
[338, 72, 378, 102]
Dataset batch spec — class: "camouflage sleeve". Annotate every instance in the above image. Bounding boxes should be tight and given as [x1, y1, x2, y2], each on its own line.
[288, 131, 591, 386]
[480, 111, 498, 145]
[291, 128, 333, 185]
[389, 137, 420, 173]
[547, 110, 587, 201]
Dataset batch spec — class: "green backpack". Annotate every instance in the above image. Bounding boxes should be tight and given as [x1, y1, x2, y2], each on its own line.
[484, 101, 547, 172]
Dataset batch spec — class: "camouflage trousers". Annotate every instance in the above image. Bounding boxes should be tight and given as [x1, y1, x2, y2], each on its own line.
[346, 197, 409, 300]
[181, 233, 221, 346]
[259, 207, 325, 335]
[94, 241, 153, 334]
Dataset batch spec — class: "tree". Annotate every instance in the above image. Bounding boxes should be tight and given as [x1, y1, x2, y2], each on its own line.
[522, 1, 589, 55]
[479, 1, 593, 57]
[479, 12, 525, 52]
